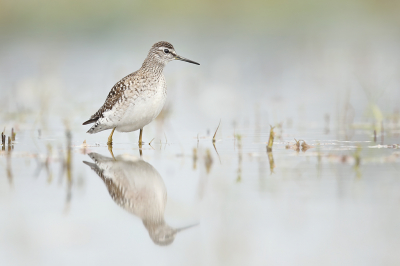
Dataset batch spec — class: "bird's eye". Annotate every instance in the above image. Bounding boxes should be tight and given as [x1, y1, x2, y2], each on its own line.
[164, 49, 170, 54]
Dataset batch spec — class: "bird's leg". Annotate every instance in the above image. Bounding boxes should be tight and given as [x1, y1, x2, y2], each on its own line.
[138, 128, 143, 145]
[138, 128, 143, 157]
[107, 127, 116, 146]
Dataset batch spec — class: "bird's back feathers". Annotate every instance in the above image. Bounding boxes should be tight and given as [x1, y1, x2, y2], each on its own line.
[83, 71, 138, 125]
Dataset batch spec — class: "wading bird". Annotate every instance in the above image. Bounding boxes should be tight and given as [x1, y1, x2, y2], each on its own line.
[83, 41, 199, 145]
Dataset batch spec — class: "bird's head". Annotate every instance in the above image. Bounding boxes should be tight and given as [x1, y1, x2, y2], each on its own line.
[143, 220, 198, 246]
[147, 41, 200, 66]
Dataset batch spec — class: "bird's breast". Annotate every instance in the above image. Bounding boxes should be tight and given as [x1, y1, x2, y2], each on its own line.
[116, 76, 166, 132]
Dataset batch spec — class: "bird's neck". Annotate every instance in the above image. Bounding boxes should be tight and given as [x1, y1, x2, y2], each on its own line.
[140, 57, 165, 77]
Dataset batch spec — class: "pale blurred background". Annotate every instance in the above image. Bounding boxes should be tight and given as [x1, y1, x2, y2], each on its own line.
[1, 1, 400, 265]
[1, 0, 400, 133]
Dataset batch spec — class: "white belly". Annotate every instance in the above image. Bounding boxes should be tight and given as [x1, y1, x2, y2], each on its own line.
[116, 90, 166, 132]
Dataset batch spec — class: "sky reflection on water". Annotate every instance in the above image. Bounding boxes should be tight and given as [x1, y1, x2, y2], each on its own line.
[1, 122, 400, 265]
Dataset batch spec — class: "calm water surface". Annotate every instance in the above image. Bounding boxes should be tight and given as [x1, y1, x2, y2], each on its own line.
[1, 123, 399, 266]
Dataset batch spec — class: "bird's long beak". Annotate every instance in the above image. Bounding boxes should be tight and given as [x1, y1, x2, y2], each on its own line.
[174, 223, 199, 233]
[174, 54, 200, 65]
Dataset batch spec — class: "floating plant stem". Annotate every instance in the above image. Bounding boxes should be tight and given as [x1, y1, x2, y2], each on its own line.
[11, 128, 16, 141]
[267, 126, 275, 152]
[266, 128, 275, 174]
[213, 119, 221, 143]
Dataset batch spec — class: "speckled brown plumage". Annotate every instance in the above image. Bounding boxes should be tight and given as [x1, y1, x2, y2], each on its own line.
[83, 72, 138, 124]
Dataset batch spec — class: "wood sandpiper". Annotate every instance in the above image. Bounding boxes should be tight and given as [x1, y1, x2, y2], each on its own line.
[83, 41, 199, 146]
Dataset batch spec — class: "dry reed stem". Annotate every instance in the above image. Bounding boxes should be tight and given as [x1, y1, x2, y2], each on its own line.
[149, 138, 155, 145]
[213, 120, 221, 143]
[267, 125, 275, 152]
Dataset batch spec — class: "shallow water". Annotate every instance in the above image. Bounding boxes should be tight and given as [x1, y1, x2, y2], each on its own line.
[1, 121, 400, 265]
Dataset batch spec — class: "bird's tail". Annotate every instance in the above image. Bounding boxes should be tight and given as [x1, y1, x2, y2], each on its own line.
[82, 118, 98, 125]
[86, 121, 108, 134]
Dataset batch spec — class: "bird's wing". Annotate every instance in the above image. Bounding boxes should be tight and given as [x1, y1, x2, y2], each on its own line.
[83, 72, 138, 125]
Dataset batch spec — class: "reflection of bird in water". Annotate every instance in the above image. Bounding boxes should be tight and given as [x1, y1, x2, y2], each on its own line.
[83, 152, 195, 246]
